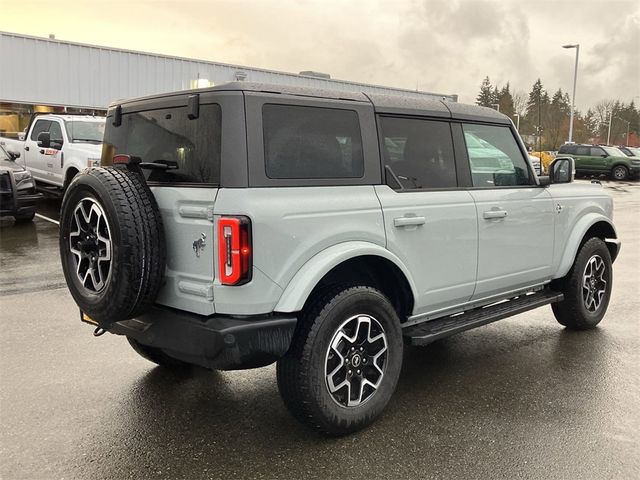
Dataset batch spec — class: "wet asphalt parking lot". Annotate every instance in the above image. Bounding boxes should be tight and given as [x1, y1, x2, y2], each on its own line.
[1, 180, 639, 480]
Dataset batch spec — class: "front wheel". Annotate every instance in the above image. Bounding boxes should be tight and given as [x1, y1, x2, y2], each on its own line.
[611, 165, 629, 181]
[552, 237, 613, 330]
[276, 286, 403, 435]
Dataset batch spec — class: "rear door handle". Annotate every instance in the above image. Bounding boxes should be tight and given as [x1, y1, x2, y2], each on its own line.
[483, 209, 508, 219]
[394, 216, 426, 227]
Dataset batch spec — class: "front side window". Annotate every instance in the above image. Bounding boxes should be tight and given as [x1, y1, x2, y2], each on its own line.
[590, 147, 606, 156]
[49, 122, 64, 145]
[463, 124, 532, 187]
[30, 120, 51, 141]
[379, 116, 456, 190]
[101, 104, 221, 185]
[262, 104, 364, 179]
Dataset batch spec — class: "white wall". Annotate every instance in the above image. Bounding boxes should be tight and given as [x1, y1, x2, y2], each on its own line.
[0, 32, 455, 109]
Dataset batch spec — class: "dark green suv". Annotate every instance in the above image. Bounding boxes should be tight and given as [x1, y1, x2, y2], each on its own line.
[558, 144, 640, 180]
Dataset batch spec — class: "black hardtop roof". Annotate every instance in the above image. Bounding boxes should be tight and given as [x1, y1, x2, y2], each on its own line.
[110, 81, 511, 124]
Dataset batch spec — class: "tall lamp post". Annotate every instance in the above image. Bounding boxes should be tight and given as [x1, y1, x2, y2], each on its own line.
[617, 118, 631, 146]
[514, 113, 520, 131]
[562, 44, 580, 143]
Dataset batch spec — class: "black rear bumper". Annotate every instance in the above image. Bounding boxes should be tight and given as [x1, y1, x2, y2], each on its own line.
[108, 306, 298, 370]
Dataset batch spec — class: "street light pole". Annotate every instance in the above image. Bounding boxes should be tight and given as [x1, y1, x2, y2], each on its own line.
[607, 110, 613, 145]
[514, 113, 520, 131]
[562, 44, 580, 143]
[617, 118, 631, 146]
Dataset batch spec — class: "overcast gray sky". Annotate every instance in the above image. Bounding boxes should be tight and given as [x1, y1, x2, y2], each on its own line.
[2, 0, 638, 110]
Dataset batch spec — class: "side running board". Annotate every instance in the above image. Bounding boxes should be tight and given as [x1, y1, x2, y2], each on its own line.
[403, 290, 564, 346]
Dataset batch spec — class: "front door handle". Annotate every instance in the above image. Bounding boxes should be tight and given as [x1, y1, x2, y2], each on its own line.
[39, 149, 45, 154]
[483, 209, 508, 219]
[394, 216, 426, 228]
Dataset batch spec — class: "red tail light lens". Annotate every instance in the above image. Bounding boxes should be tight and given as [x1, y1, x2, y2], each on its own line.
[218, 216, 252, 285]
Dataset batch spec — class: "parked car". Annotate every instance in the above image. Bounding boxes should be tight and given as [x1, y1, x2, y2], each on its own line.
[530, 150, 556, 173]
[557, 143, 639, 180]
[0, 114, 105, 192]
[617, 146, 640, 158]
[0, 145, 42, 222]
[58, 83, 619, 435]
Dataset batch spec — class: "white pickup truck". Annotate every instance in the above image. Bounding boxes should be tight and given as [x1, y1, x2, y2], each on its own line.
[0, 114, 105, 191]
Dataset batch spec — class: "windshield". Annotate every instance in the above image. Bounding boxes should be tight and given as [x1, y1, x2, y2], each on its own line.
[65, 120, 106, 143]
[602, 146, 626, 157]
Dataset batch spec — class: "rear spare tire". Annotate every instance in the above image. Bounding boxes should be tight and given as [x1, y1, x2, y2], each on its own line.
[59, 167, 166, 326]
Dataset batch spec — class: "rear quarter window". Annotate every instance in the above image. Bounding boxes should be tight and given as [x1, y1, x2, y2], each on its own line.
[101, 104, 221, 185]
[262, 104, 364, 179]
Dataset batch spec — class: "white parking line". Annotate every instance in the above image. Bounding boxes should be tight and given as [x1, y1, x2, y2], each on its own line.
[35, 213, 60, 225]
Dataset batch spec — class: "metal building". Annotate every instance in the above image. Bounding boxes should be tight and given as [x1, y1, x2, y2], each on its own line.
[0, 31, 456, 137]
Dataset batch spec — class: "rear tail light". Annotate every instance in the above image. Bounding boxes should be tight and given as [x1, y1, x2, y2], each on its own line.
[218, 216, 252, 285]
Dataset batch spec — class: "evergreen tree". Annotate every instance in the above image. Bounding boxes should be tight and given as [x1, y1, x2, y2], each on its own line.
[476, 76, 495, 107]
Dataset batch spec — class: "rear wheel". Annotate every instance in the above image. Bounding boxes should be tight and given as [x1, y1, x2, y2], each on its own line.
[127, 338, 190, 368]
[552, 237, 612, 330]
[276, 286, 403, 435]
[611, 165, 628, 180]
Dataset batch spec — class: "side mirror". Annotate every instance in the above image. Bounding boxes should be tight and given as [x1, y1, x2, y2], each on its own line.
[600, 154, 607, 158]
[8, 151, 20, 160]
[549, 156, 575, 184]
[37, 131, 51, 148]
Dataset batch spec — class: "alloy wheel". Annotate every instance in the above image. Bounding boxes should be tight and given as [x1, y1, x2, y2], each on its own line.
[69, 197, 112, 292]
[582, 254, 607, 312]
[325, 314, 388, 407]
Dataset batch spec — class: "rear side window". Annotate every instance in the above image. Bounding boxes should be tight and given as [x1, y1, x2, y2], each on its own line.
[575, 146, 589, 155]
[101, 104, 221, 185]
[262, 104, 364, 179]
[462, 124, 532, 187]
[30, 120, 51, 141]
[379, 116, 456, 189]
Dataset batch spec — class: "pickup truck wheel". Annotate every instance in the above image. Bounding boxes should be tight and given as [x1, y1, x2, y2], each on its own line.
[552, 237, 612, 330]
[276, 286, 403, 435]
[59, 167, 166, 326]
[127, 338, 190, 368]
[611, 165, 628, 180]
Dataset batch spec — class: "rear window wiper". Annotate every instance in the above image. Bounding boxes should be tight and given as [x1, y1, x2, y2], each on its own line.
[139, 160, 179, 171]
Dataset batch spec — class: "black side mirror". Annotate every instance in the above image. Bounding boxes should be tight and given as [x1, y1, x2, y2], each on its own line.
[37, 131, 51, 148]
[549, 157, 575, 184]
[8, 151, 20, 160]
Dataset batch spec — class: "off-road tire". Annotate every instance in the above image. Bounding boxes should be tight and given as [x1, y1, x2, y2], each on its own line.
[611, 165, 629, 181]
[127, 338, 191, 368]
[276, 286, 403, 436]
[59, 167, 166, 326]
[14, 212, 35, 223]
[552, 237, 612, 330]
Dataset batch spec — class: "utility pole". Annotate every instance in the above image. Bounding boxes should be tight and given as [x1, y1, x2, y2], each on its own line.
[562, 44, 580, 143]
[617, 118, 631, 146]
[514, 113, 520, 131]
[607, 110, 612, 145]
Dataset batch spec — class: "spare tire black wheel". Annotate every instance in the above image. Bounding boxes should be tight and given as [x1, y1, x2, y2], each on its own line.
[59, 167, 166, 326]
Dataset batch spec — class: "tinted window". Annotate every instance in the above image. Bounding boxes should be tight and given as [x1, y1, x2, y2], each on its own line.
[379, 117, 456, 189]
[262, 104, 364, 179]
[590, 147, 606, 156]
[575, 146, 589, 155]
[49, 122, 63, 144]
[558, 145, 571, 153]
[462, 124, 532, 187]
[30, 120, 51, 141]
[101, 104, 222, 185]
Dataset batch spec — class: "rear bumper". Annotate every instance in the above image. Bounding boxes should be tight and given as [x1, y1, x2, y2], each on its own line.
[108, 306, 298, 370]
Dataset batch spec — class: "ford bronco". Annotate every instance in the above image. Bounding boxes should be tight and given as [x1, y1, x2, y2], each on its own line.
[59, 82, 620, 435]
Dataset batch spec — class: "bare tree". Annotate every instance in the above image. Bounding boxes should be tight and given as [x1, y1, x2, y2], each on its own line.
[512, 90, 528, 117]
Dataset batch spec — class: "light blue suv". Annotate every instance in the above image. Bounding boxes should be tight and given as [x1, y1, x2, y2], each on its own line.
[59, 83, 620, 435]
